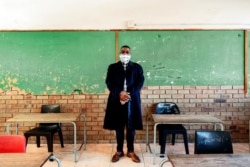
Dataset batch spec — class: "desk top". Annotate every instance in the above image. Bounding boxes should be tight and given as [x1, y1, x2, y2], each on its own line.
[0, 153, 52, 167]
[168, 153, 250, 167]
[7, 113, 80, 123]
[152, 114, 223, 124]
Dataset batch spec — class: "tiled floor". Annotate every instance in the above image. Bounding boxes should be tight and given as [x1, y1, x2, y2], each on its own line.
[26, 142, 249, 167]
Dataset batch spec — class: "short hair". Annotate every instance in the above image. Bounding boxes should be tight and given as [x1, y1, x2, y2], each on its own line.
[120, 45, 130, 50]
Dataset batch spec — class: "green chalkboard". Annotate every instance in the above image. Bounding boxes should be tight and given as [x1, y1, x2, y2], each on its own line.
[119, 31, 244, 86]
[0, 30, 245, 94]
[0, 31, 115, 94]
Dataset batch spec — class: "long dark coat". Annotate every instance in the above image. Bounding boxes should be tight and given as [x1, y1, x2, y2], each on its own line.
[103, 61, 144, 130]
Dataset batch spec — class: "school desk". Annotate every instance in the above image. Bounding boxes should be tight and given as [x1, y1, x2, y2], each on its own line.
[167, 153, 250, 167]
[0, 153, 61, 167]
[6, 113, 86, 162]
[146, 114, 224, 164]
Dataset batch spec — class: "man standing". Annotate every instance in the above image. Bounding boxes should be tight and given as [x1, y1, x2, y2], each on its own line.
[103, 45, 144, 163]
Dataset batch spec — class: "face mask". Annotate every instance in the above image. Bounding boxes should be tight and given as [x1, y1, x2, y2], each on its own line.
[119, 54, 131, 64]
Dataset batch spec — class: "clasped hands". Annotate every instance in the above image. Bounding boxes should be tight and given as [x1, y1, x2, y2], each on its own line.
[119, 91, 131, 105]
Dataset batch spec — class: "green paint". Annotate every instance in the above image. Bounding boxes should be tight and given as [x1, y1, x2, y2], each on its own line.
[119, 30, 244, 86]
[0, 31, 115, 94]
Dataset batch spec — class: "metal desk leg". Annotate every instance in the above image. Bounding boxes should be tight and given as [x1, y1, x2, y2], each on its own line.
[80, 114, 86, 150]
[49, 155, 62, 167]
[77, 114, 86, 151]
[71, 114, 87, 162]
[6, 123, 19, 134]
[6, 123, 11, 134]
[153, 123, 160, 165]
[146, 116, 151, 152]
[159, 158, 170, 167]
[15, 123, 18, 134]
[214, 123, 224, 131]
[71, 121, 77, 162]
[218, 123, 224, 131]
[146, 116, 148, 152]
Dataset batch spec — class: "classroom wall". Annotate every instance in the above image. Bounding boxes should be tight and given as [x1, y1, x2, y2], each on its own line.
[1, 0, 250, 144]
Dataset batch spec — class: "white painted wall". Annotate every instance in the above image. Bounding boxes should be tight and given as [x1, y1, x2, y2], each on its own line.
[0, 0, 250, 30]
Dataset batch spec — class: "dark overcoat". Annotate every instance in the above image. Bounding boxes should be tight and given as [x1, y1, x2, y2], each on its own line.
[103, 61, 144, 130]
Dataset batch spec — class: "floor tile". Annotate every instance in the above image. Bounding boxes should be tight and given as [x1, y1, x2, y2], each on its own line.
[25, 142, 249, 167]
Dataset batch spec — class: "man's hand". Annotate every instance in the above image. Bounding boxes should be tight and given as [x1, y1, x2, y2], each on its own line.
[119, 91, 131, 104]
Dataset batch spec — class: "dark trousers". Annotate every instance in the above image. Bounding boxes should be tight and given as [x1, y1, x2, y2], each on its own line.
[115, 103, 135, 153]
[115, 127, 135, 152]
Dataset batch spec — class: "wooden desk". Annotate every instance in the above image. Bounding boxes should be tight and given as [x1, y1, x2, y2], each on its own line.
[0, 153, 61, 167]
[146, 114, 224, 164]
[167, 154, 250, 167]
[6, 113, 86, 162]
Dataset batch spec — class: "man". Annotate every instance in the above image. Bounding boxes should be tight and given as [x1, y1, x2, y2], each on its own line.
[103, 45, 144, 163]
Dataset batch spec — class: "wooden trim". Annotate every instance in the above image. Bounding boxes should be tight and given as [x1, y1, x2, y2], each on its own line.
[244, 30, 248, 94]
[115, 31, 119, 62]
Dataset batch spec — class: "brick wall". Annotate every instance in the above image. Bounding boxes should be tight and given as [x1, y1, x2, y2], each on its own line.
[0, 85, 249, 144]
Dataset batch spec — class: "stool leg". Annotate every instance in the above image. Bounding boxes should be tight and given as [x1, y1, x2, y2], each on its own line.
[159, 130, 163, 146]
[36, 136, 41, 148]
[24, 135, 29, 146]
[46, 135, 53, 152]
[58, 131, 64, 148]
[183, 133, 189, 154]
[160, 131, 167, 156]
[172, 134, 176, 145]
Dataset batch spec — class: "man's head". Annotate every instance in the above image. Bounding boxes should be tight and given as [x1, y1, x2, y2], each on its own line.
[119, 45, 131, 64]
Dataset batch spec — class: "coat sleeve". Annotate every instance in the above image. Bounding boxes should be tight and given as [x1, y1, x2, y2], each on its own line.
[105, 64, 123, 99]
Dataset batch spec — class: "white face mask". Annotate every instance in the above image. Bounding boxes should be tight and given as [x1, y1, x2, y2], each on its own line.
[119, 54, 131, 64]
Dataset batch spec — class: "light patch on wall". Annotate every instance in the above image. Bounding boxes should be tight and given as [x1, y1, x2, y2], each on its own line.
[53, 77, 58, 81]
[46, 86, 51, 91]
[146, 71, 151, 77]
[12, 78, 17, 83]
[90, 84, 100, 89]
[0, 86, 27, 95]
